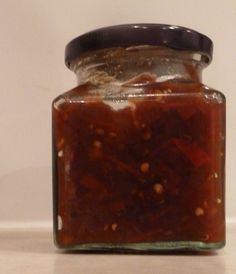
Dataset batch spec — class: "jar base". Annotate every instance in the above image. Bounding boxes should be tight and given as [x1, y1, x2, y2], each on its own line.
[56, 241, 225, 252]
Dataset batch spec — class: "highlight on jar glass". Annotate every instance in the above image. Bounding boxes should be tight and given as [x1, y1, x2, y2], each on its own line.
[52, 24, 226, 252]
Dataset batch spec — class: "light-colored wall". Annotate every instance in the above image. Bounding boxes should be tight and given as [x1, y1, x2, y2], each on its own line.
[0, 0, 235, 226]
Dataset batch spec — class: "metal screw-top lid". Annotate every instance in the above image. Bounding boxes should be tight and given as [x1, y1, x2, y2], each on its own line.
[65, 23, 213, 68]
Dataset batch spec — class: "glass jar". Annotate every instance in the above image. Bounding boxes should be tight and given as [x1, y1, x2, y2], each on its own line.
[52, 24, 226, 251]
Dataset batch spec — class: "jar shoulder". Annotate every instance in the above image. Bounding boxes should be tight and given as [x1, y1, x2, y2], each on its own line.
[201, 85, 226, 104]
[52, 81, 226, 109]
[52, 83, 89, 104]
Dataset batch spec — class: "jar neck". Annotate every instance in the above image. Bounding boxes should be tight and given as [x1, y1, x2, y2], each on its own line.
[69, 47, 206, 86]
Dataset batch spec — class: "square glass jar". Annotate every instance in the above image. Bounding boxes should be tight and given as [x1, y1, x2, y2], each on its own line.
[52, 24, 225, 252]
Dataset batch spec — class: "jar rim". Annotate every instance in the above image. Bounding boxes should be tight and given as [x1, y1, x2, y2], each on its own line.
[65, 24, 213, 68]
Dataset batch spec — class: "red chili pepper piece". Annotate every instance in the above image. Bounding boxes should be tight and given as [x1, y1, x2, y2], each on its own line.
[172, 138, 210, 167]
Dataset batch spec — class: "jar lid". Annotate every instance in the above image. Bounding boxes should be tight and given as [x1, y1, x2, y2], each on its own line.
[65, 23, 213, 67]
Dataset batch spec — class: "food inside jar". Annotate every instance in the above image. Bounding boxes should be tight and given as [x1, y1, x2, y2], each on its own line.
[53, 76, 225, 247]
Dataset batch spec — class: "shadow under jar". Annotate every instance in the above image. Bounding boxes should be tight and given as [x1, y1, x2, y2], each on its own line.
[52, 24, 226, 252]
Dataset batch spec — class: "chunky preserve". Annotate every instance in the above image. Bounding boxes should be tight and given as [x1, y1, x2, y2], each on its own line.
[52, 24, 226, 251]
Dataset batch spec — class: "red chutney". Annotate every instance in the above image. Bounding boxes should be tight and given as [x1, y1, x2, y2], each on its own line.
[52, 24, 226, 251]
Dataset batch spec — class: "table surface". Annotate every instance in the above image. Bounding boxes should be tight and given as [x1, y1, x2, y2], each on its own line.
[0, 224, 235, 274]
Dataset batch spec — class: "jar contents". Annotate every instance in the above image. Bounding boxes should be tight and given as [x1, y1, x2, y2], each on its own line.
[53, 77, 225, 247]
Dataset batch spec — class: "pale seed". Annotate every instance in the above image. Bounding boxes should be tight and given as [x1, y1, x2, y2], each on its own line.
[58, 150, 63, 157]
[153, 183, 164, 194]
[111, 223, 118, 231]
[195, 207, 204, 217]
[140, 162, 150, 173]
[58, 215, 63, 230]
[93, 140, 102, 149]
